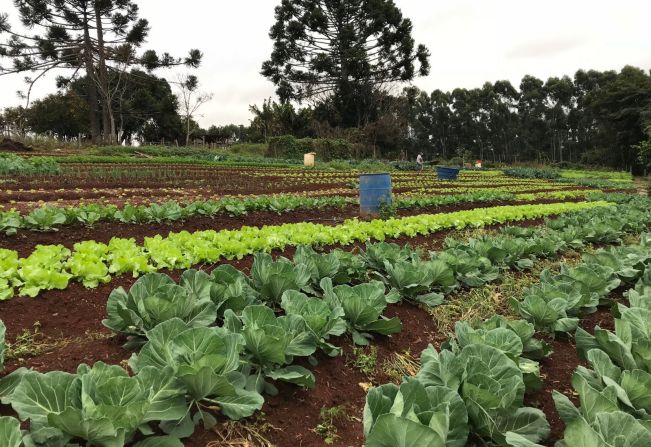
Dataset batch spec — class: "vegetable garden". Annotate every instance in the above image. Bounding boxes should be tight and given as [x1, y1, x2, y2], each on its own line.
[0, 161, 649, 447]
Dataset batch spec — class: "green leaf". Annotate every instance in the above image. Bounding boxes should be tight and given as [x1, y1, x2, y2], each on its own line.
[0, 416, 23, 447]
[366, 413, 446, 447]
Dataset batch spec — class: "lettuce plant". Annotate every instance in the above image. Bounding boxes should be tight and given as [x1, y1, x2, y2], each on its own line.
[103, 271, 217, 345]
[16, 245, 72, 297]
[321, 278, 401, 345]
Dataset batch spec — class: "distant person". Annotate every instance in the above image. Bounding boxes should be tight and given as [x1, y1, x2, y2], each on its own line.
[416, 152, 424, 172]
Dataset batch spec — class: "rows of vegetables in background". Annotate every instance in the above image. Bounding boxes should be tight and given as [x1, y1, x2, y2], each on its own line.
[0, 195, 650, 446]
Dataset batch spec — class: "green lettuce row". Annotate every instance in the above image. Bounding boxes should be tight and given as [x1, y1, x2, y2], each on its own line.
[0, 188, 599, 236]
[0, 201, 611, 299]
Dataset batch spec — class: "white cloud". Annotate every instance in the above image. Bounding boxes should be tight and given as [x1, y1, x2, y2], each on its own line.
[1, 0, 650, 126]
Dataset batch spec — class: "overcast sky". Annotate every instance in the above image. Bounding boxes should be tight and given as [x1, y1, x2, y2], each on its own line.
[1, 0, 650, 126]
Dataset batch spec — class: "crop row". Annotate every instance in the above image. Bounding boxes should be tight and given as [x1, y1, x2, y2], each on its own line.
[0, 201, 611, 299]
[0, 198, 648, 446]
[362, 216, 651, 445]
[0, 189, 599, 235]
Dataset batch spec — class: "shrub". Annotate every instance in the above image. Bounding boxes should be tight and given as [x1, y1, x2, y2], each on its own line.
[267, 135, 352, 161]
[504, 167, 560, 179]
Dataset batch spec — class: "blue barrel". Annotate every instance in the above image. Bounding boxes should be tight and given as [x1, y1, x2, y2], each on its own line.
[359, 173, 392, 216]
[436, 166, 461, 180]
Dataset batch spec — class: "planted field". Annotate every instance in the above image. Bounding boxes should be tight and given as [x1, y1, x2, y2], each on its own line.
[0, 163, 649, 447]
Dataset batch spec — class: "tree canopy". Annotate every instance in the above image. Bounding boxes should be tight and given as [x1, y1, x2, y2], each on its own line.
[261, 0, 430, 127]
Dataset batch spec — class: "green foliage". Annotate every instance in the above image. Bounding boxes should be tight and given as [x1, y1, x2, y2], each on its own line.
[267, 135, 352, 161]
[223, 305, 317, 394]
[11, 362, 187, 446]
[262, 0, 429, 128]
[129, 319, 263, 425]
[366, 342, 550, 446]
[103, 271, 217, 344]
[321, 278, 402, 346]
[504, 167, 561, 179]
[0, 155, 60, 176]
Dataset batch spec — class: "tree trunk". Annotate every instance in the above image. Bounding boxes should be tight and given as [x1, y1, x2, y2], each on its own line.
[94, 7, 116, 144]
[81, 8, 100, 143]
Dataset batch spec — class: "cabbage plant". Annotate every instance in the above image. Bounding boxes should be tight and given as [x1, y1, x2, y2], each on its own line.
[10, 362, 187, 447]
[361, 242, 416, 273]
[364, 378, 469, 447]
[0, 320, 5, 371]
[210, 264, 259, 317]
[321, 278, 402, 346]
[250, 253, 311, 305]
[0, 416, 22, 447]
[281, 290, 347, 356]
[224, 305, 317, 394]
[103, 270, 217, 346]
[432, 248, 500, 287]
[416, 344, 550, 446]
[129, 319, 263, 430]
[375, 258, 456, 306]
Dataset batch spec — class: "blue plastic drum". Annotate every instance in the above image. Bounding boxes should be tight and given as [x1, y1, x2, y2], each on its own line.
[436, 166, 461, 180]
[359, 173, 392, 216]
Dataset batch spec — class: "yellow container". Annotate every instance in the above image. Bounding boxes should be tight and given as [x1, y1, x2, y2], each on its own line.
[304, 152, 316, 167]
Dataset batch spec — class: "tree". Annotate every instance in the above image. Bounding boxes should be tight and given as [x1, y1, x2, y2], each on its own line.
[25, 91, 89, 138]
[261, 0, 430, 128]
[0, 0, 201, 143]
[174, 75, 213, 146]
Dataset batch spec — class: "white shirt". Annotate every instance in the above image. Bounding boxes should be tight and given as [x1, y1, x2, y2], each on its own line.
[416, 155, 423, 164]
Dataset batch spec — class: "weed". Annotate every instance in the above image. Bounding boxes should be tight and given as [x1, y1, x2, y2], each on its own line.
[313, 405, 348, 445]
[378, 200, 397, 220]
[347, 346, 378, 381]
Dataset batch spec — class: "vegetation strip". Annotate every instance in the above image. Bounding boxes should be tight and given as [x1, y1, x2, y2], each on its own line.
[0, 201, 610, 299]
[0, 189, 598, 235]
[362, 197, 651, 446]
[0, 198, 647, 446]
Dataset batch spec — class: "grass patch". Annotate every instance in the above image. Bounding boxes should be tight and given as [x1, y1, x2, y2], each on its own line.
[206, 415, 277, 447]
[381, 351, 420, 383]
[427, 254, 581, 336]
[5, 323, 112, 363]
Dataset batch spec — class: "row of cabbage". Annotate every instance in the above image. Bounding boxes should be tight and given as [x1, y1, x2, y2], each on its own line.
[0, 201, 609, 299]
[0, 189, 596, 236]
[552, 254, 651, 445]
[0, 198, 649, 446]
[362, 232, 651, 446]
